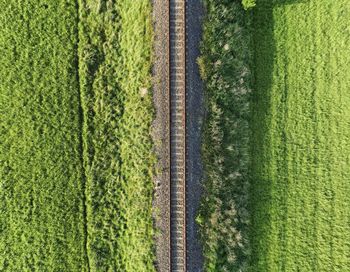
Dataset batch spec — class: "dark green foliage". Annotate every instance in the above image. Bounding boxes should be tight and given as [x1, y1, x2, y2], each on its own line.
[198, 0, 253, 271]
[78, 0, 155, 271]
[0, 0, 88, 270]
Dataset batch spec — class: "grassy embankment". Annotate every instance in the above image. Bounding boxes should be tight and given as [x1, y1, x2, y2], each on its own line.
[197, 1, 253, 271]
[0, 1, 155, 271]
[0, 1, 88, 270]
[78, 1, 155, 271]
[251, 0, 350, 271]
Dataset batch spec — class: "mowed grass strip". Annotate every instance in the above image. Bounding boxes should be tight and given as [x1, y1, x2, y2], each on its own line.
[0, 0, 88, 271]
[251, 0, 350, 270]
[78, 0, 155, 271]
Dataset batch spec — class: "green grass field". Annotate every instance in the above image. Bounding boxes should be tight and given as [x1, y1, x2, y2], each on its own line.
[0, 1, 87, 270]
[251, 0, 350, 271]
[0, 1, 154, 271]
[200, 0, 350, 271]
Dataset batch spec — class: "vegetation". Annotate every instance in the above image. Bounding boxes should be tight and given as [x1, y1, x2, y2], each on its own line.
[0, 0, 155, 271]
[200, 0, 350, 271]
[197, 0, 253, 271]
[0, 1, 88, 270]
[78, 0, 155, 271]
[242, 0, 256, 10]
[251, 0, 350, 270]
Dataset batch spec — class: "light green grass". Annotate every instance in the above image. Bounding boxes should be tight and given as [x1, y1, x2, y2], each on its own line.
[78, 0, 155, 271]
[0, 1, 155, 271]
[242, 0, 256, 10]
[251, 0, 350, 271]
[0, 1, 88, 270]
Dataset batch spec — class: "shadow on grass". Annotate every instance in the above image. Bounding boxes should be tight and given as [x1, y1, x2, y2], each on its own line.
[249, 0, 306, 269]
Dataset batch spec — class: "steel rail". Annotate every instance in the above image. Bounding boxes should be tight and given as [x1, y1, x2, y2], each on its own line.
[169, 0, 186, 271]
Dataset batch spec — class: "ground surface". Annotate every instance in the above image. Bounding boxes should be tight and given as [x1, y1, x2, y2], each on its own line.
[251, 0, 350, 271]
[186, 1, 205, 271]
[152, 0, 170, 271]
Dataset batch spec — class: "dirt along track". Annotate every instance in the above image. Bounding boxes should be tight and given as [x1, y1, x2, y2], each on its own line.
[185, 1, 204, 271]
[153, 1, 204, 271]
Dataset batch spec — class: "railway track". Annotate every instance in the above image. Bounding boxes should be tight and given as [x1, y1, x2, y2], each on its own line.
[169, 0, 186, 271]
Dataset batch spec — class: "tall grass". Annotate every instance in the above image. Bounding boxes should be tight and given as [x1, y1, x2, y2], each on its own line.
[197, 1, 253, 271]
[78, 0, 155, 271]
